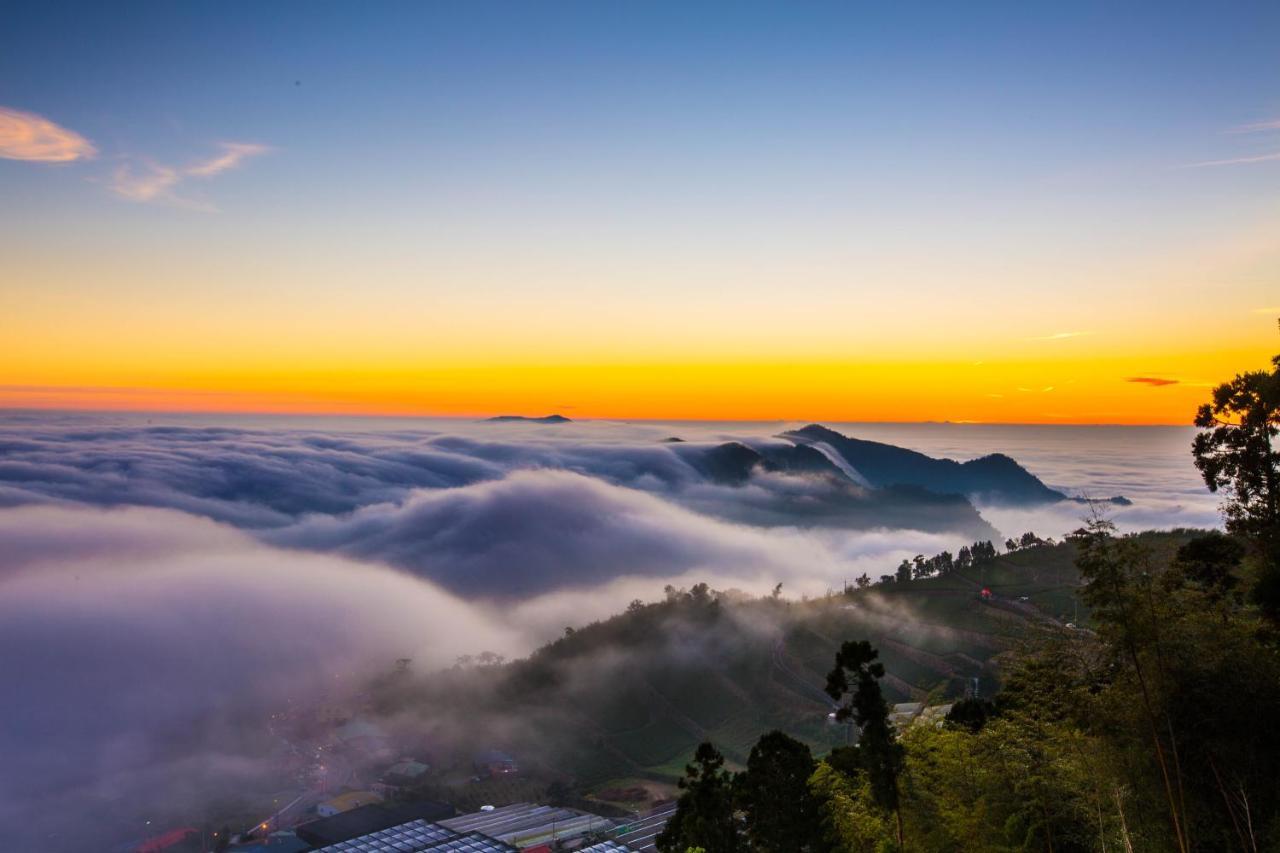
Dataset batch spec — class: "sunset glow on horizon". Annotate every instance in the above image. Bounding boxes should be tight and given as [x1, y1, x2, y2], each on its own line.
[2, 347, 1274, 425]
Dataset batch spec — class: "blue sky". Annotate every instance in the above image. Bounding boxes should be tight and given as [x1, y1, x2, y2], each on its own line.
[6, 1, 1278, 214]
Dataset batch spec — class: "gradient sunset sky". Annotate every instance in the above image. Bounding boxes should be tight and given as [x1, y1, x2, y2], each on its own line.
[2, 1, 1278, 424]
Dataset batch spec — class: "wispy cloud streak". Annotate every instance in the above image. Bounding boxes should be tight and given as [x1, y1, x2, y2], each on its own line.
[1229, 118, 1280, 133]
[110, 160, 184, 203]
[185, 141, 271, 177]
[1182, 150, 1280, 168]
[1181, 115, 1280, 167]
[0, 106, 96, 162]
[109, 141, 270, 210]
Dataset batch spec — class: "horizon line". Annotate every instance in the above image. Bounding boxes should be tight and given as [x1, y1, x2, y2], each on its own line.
[0, 404, 1196, 429]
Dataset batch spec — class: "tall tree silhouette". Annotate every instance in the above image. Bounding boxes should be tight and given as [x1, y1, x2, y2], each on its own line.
[734, 730, 824, 852]
[1193, 352, 1280, 617]
[656, 742, 741, 853]
[825, 641, 904, 850]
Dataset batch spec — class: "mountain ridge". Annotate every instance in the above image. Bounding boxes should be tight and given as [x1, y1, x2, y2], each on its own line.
[783, 424, 1126, 506]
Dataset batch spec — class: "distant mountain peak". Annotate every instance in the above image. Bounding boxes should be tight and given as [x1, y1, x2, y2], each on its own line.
[483, 414, 572, 424]
[784, 423, 1111, 506]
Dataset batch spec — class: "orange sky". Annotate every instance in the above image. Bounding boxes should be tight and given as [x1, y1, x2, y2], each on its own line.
[2, 344, 1274, 424]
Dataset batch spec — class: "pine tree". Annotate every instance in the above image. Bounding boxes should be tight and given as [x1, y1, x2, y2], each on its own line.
[825, 641, 905, 850]
[656, 742, 741, 853]
[735, 731, 824, 852]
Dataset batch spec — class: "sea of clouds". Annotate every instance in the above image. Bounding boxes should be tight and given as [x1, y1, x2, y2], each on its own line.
[0, 412, 1221, 850]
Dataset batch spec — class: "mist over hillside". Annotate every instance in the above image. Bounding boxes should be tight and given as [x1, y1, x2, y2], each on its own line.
[366, 529, 1200, 789]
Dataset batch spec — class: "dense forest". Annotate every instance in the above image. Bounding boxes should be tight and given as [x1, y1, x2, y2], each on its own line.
[654, 355, 1280, 853]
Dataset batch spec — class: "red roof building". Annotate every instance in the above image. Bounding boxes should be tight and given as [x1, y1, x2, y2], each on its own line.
[135, 827, 197, 852]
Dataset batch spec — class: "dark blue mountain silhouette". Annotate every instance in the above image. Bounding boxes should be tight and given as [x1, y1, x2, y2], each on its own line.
[671, 440, 997, 538]
[484, 414, 572, 424]
[784, 424, 1126, 506]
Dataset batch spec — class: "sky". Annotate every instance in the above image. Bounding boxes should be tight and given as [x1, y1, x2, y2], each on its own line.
[2, 0, 1278, 424]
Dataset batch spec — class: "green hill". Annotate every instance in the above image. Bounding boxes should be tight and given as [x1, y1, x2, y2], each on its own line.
[372, 530, 1201, 803]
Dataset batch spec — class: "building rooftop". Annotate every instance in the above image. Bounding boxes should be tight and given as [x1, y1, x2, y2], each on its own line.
[579, 841, 633, 853]
[915, 703, 955, 728]
[424, 832, 520, 853]
[234, 832, 311, 853]
[608, 802, 678, 853]
[319, 790, 383, 814]
[135, 827, 198, 852]
[313, 819, 454, 851]
[386, 760, 431, 779]
[309, 803, 623, 853]
[295, 801, 456, 848]
[440, 803, 615, 848]
[313, 819, 517, 853]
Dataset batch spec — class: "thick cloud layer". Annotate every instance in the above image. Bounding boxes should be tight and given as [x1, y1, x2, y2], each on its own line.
[0, 414, 1219, 598]
[0, 505, 518, 852]
[0, 422, 501, 526]
[270, 469, 780, 596]
[0, 417, 996, 597]
[268, 469, 964, 598]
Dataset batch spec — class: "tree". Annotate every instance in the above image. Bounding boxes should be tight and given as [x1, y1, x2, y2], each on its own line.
[808, 762, 891, 852]
[657, 742, 742, 853]
[1193, 353, 1280, 539]
[1171, 531, 1244, 602]
[1075, 515, 1190, 853]
[735, 730, 824, 852]
[825, 641, 905, 849]
[944, 697, 994, 733]
[1192, 353, 1280, 618]
[970, 540, 997, 563]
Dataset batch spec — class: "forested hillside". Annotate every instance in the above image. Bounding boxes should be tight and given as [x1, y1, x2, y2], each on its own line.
[370, 530, 1191, 795]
